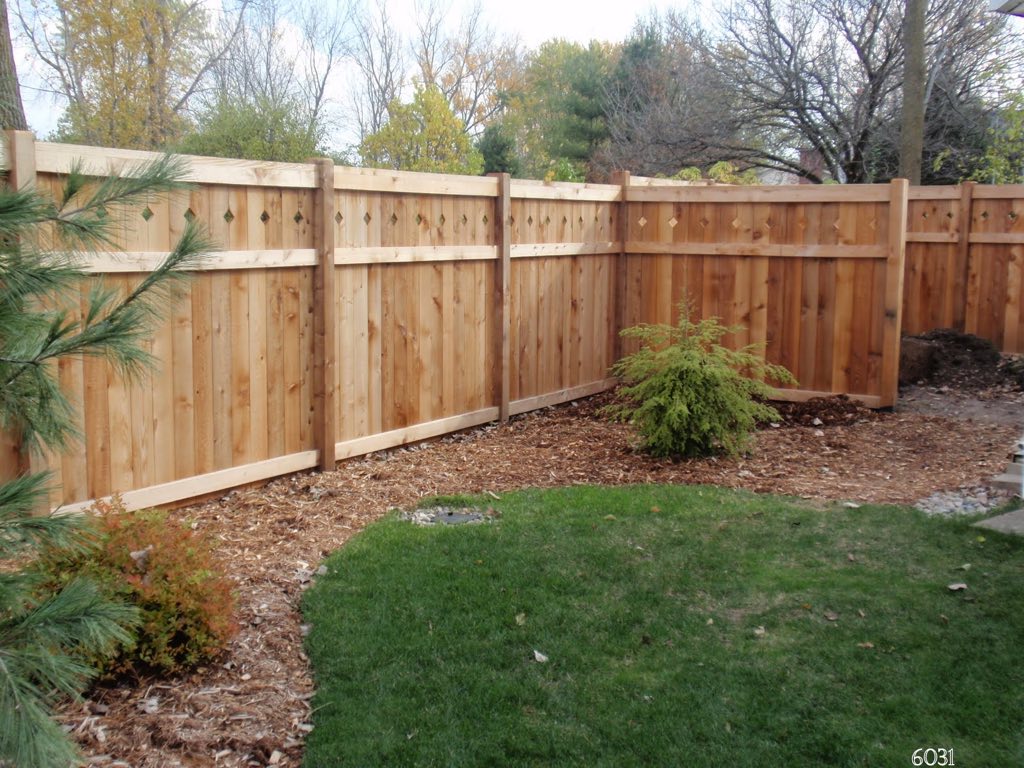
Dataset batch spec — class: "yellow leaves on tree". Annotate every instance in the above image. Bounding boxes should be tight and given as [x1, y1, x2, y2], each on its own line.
[359, 85, 484, 175]
[54, 0, 209, 149]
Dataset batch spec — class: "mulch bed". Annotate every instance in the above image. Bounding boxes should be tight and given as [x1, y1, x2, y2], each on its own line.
[62, 388, 1021, 767]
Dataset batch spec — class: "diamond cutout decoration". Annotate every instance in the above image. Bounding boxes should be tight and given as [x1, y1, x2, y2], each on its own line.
[415, 213, 423, 225]
[637, 216, 648, 228]
[1009, 211, 1019, 222]
[260, 210, 271, 223]
[981, 210, 989, 220]
[293, 211, 304, 224]
[335, 211, 343, 224]
[184, 208, 196, 222]
[544, 216, 551, 225]
[141, 206, 154, 222]
[363, 212, 372, 224]
[946, 211, 954, 219]
[391, 212, 400, 225]
[224, 209, 235, 224]
[527, 215, 534, 225]
[439, 214, 446, 226]
[698, 216, 709, 228]
[668, 217, 678, 229]
[731, 217, 742, 230]
[562, 215, 568, 224]
[482, 215, 489, 225]
[461, 214, 468, 225]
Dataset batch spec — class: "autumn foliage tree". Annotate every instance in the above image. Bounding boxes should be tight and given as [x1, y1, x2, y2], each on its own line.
[16, 0, 249, 149]
[359, 84, 483, 174]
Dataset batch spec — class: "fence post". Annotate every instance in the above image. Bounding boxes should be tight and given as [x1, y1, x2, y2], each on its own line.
[490, 172, 511, 422]
[881, 178, 909, 408]
[2, 130, 57, 506]
[611, 170, 630, 363]
[310, 157, 336, 470]
[954, 180, 976, 332]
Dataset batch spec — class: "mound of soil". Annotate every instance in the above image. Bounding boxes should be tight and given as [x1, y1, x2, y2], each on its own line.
[901, 329, 1020, 393]
[772, 394, 876, 427]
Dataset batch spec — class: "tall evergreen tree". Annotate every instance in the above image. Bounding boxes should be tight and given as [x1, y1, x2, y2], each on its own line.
[0, 152, 209, 767]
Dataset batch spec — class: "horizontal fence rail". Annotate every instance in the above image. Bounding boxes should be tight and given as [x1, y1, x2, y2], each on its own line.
[3, 131, 1019, 513]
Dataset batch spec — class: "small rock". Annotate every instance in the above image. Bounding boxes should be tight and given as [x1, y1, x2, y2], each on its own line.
[139, 697, 159, 715]
[947, 583, 968, 591]
[812, 417, 824, 426]
[533, 650, 549, 663]
[813, 429, 825, 437]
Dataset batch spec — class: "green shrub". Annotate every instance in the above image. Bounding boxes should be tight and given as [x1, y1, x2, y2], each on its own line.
[36, 499, 238, 675]
[606, 303, 795, 458]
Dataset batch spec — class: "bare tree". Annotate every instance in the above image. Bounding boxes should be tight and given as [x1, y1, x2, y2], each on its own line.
[602, 0, 1024, 183]
[900, 0, 927, 183]
[205, 0, 354, 145]
[0, 0, 26, 129]
[350, 0, 405, 140]
[412, 0, 522, 135]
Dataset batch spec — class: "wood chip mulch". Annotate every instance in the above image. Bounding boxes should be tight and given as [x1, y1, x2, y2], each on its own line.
[60, 391, 1020, 768]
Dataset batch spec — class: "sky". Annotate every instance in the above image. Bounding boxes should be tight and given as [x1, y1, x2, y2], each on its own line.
[16, 0, 708, 142]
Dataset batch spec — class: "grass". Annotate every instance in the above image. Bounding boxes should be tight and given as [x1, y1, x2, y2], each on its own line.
[301, 486, 1024, 767]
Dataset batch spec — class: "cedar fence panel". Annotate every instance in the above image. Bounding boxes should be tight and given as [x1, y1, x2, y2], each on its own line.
[10, 132, 992, 516]
[904, 184, 1024, 352]
[622, 182, 908, 408]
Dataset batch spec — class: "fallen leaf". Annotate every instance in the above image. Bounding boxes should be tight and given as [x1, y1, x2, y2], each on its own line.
[269, 750, 283, 765]
[947, 582, 968, 591]
[957, 563, 971, 571]
[857, 642, 875, 649]
[843, 502, 861, 509]
[706, 618, 714, 625]
[801, 603, 812, 611]
[976, 535, 986, 543]
[857, 609, 866, 618]
[604, 515, 616, 521]
[824, 611, 839, 621]
[753, 626, 766, 637]
[939, 614, 949, 625]
[847, 553, 856, 562]
[650, 506, 661, 513]
[515, 613, 527, 626]
[533, 650, 548, 663]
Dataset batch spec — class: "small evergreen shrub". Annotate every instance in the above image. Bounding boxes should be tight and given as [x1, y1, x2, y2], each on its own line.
[606, 304, 795, 458]
[36, 499, 238, 675]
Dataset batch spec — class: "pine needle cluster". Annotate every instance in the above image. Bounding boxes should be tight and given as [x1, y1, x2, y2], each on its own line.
[606, 303, 795, 459]
[0, 153, 210, 767]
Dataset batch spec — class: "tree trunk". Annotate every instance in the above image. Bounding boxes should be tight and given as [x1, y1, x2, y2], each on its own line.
[899, 0, 927, 185]
[0, 0, 27, 131]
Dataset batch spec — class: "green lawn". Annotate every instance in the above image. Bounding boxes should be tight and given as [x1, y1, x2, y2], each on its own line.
[301, 486, 1024, 767]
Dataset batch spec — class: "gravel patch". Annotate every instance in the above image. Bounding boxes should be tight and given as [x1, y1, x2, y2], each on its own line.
[914, 485, 1017, 518]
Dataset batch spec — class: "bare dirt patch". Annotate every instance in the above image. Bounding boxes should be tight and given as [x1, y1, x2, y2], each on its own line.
[61, 385, 1021, 767]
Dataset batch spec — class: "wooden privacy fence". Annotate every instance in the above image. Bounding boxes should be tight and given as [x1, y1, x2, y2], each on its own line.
[0, 133, 917, 513]
[904, 183, 1024, 353]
